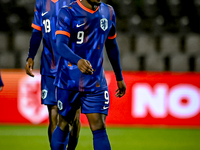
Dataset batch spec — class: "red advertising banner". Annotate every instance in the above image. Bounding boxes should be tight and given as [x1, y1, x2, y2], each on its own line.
[1, 70, 200, 127]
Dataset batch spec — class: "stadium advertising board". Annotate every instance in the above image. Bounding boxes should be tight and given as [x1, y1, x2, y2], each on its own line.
[0, 70, 200, 127]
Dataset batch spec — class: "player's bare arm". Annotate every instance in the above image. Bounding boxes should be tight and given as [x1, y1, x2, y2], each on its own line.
[115, 80, 126, 98]
[77, 59, 94, 75]
[25, 58, 34, 77]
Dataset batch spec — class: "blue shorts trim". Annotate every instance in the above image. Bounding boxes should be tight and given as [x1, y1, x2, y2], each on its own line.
[41, 75, 57, 105]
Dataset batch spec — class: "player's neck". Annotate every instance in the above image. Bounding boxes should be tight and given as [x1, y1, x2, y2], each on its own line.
[80, 0, 93, 10]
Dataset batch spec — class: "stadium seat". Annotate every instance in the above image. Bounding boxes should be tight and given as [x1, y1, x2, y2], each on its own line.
[103, 49, 112, 71]
[167, 0, 182, 17]
[14, 32, 32, 52]
[121, 52, 139, 70]
[179, 16, 190, 34]
[195, 55, 200, 71]
[116, 32, 131, 55]
[160, 34, 180, 56]
[0, 32, 8, 52]
[0, 52, 16, 68]
[152, 15, 165, 35]
[121, 0, 136, 17]
[194, 0, 200, 17]
[170, 53, 189, 71]
[185, 33, 200, 56]
[128, 15, 142, 34]
[145, 53, 165, 71]
[135, 34, 155, 56]
[143, 0, 158, 17]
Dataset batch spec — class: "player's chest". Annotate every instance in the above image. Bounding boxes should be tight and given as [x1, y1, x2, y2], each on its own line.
[41, 0, 68, 20]
[40, 2, 60, 33]
[71, 14, 112, 35]
[41, 5, 56, 20]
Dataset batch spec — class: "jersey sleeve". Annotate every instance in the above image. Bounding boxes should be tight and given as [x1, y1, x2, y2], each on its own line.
[31, 0, 42, 31]
[27, 29, 42, 60]
[107, 6, 117, 40]
[0, 76, 3, 86]
[55, 7, 82, 65]
[0, 71, 3, 87]
[105, 6, 123, 81]
[56, 7, 72, 38]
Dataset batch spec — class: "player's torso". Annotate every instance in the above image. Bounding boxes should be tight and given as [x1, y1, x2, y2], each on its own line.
[40, 0, 73, 41]
[68, 2, 113, 69]
[38, 0, 74, 75]
[59, 2, 114, 91]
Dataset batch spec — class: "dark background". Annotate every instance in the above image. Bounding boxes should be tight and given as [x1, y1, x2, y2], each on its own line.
[0, 0, 200, 71]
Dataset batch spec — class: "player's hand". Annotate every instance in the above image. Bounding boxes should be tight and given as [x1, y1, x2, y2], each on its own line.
[115, 80, 126, 98]
[77, 59, 94, 75]
[25, 58, 34, 77]
[0, 86, 3, 92]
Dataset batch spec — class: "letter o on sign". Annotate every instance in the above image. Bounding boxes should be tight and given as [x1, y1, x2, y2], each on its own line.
[168, 84, 200, 118]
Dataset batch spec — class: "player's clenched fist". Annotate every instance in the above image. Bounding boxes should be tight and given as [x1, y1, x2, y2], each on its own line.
[25, 58, 34, 77]
[77, 59, 94, 75]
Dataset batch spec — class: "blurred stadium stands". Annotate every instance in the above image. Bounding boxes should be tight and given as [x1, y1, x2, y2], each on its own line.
[0, 0, 200, 71]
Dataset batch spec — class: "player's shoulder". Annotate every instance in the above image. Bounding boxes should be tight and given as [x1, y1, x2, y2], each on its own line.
[35, 0, 46, 4]
[61, 0, 77, 10]
[35, 0, 42, 6]
[100, 2, 114, 11]
[60, 1, 77, 14]
[100, 2, 115, 19]
[35, 0, 47, 8]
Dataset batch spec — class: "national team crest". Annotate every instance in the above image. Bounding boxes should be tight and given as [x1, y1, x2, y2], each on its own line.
[100, 18, 108, 31]
[41, 89, 48, 99]
[18, 74, 48, 124]
[57, 100, 63, 110]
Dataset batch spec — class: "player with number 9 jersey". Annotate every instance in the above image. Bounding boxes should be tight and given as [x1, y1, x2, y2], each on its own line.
[54, 0, 122, 92]
[51, 1, 126, 149]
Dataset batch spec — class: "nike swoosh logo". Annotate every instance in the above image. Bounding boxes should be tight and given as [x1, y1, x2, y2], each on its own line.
[103, 106, 109, 110]
[76, 23, 85, 28]
[42, 11, 48, 16]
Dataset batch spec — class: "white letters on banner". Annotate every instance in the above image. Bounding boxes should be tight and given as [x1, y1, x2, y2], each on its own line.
[132, 83, 200, 119]
[132, 83, 168, 118]
[168, 84, 200, 118]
